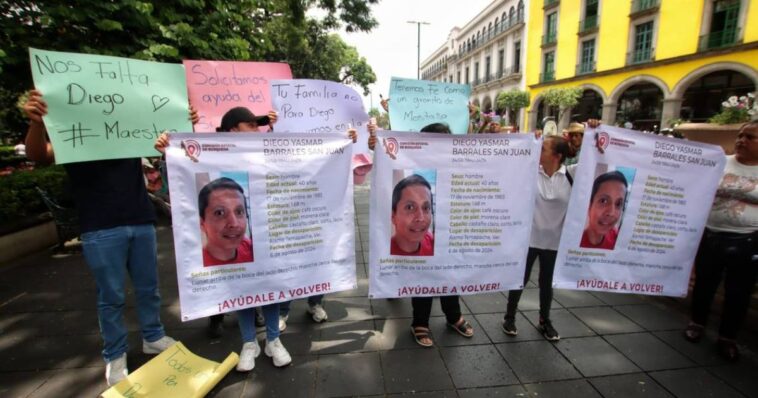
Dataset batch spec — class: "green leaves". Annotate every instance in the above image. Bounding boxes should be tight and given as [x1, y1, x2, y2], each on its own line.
[95, 19, 124, 31]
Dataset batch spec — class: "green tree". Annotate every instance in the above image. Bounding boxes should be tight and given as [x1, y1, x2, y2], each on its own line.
[542, 87, 582, 125]
[368, 107, 389, 129]
[0, 0, 378, 131]
[496, 89, 530, 126]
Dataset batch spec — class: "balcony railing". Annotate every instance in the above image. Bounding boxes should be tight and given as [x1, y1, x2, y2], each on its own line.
[540, 71, 555, 83]
[631, 0, 659, 15]
[576, 61, 596, 75]
[542, 33, 557, 47]
[578, 14, 598, 34]
[698, 28, 740, 51]
[456, 14, 525, 58]
[627, 47, 655, 65]
[544, 0, 560, 9]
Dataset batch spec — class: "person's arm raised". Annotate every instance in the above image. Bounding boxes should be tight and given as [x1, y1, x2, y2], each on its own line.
[23, 90, 54, 164]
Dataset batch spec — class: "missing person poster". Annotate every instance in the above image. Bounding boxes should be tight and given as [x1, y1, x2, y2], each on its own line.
[166, 133, 356, 320]
[368, 131, 541, 298]
[554, 126, 726, 297]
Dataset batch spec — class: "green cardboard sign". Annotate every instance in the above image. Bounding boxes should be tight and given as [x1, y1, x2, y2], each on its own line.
[29, 48, 192, 164]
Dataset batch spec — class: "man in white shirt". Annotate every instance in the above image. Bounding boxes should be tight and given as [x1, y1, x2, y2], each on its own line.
[502, 135, 573, 341]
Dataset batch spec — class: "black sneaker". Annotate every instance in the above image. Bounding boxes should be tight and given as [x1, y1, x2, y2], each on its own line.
[539, 320, 560, 341]
[502, 318, 518, 336]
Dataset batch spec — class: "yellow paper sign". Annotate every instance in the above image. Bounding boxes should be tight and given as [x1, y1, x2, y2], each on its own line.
[101, 342, 238, 398]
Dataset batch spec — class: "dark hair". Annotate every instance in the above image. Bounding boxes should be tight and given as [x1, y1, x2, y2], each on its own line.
[739, 120, 758, 133]
[391, 174, 433, 213]
[590, 171, 628, 203]
[420, 123, 451, 134]
[545, 136, 569, 163]
[198, 177, 245, 219]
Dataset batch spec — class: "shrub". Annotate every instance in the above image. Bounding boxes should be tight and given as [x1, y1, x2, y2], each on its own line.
[0, 165, 70, 225]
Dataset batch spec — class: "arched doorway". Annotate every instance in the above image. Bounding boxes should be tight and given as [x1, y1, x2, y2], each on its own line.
[616, 83, 663, 131]
[535, 99, 559, 129]
[680, 70, 755, 122]
[573, 89, 603, 122]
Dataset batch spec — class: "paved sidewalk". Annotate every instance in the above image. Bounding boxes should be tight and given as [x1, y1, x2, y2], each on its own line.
[1, 181, 756, 398]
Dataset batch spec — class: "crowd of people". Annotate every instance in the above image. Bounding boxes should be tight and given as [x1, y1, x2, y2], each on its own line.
[21, 85, 757, 386]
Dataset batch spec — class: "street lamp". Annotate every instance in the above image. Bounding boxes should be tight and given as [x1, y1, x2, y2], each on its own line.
[407, 20, 430, 79]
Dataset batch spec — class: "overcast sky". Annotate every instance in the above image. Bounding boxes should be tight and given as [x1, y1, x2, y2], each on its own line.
[336, 0, 494, 111]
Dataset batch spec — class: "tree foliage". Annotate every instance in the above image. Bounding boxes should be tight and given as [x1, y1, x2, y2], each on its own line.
[0, 0, 378, 131]
[496, 89, 530, 125]
[368, 107, 389, 129]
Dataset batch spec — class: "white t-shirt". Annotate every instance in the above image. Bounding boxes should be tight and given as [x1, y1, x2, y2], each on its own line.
[706, 155, 758, 234]
[530, 164, 574, 250]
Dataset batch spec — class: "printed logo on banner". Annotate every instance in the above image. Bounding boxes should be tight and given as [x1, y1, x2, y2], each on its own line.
[181, 140, 201, 162]
[597, 131, 610, 152]
[383, 137, 399, 160]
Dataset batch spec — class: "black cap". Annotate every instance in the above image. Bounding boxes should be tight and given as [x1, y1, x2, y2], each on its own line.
[218, 107, 270, 131]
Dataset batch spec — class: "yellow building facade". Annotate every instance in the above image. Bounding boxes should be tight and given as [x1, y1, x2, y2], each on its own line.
[525, 0, 758, 131]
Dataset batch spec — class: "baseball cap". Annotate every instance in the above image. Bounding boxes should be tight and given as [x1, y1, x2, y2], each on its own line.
[218, 107, 270, 131]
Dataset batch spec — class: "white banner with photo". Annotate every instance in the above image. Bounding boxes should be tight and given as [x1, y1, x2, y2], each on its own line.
[554, 126, 726, 297]
[166, 133, 356, 321]
[368, 131, 541, 298]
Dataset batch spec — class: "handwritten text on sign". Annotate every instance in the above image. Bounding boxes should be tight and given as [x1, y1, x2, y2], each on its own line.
[183, 60, 292, 132]
[271, 79, 370, 154]
[388, 77, 470, 134]
[29, 48, 191, 164]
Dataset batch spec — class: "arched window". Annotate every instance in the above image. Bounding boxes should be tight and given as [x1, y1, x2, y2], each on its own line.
[488, 22, 492, 36]
[518, 0, 524, 21]
[495, 17, 499, 31]
[509, 7, 515, 25]
[502, 12, 507, 24]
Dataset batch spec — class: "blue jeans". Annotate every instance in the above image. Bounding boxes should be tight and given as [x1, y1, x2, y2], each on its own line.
[279, 294, 324, 316]
[81, 224, 165, 361]
[238, 303, 280, 342]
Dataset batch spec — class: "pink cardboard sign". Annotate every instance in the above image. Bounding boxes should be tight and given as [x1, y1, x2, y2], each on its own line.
[183, 60, 292, 132]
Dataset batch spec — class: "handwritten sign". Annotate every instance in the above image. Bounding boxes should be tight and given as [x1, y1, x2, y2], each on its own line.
[271, 79, 371, 154]
[388, 77, 470, 134]
[29, 48, 192, 164]
[102, 342, 237, 398]
[183, 60, 292, 132]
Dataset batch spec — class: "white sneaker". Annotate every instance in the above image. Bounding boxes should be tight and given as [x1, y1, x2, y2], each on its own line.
[265, 338, 292, 367]
[308, 304, 328, 323]
[279, 314, 288, 332]
[236, 340, 261, 372]
[143, 335, 177, 354]
[105, 353, 128, 386]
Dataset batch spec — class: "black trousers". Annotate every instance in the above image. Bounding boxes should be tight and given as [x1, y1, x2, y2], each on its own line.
[505, 247, 557, 322]
[691, 229, 757, 339]
[411, 296, 462, 328]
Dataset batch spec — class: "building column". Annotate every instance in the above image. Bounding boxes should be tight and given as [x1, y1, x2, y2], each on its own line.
[661, 98, 684, 128]
[527, 108, 539, 131]
[602, 102, 617, 126]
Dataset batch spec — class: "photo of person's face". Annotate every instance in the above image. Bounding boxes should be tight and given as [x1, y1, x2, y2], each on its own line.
[391, 184, 432, 253]
[201, 188, 248, 259]
[587, 180, 626, 238]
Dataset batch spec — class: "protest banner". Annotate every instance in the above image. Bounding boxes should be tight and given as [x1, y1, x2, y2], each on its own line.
[368, 131, 540, 298]
[553, 126, 726, 297]
[166, 133, 356, 320]
[183, 60, 292, 132]
[102, 342, 237, 398]
[270, 79, 371, 155]
[388, 77, 470, 134]
[29, 48, 191, 164]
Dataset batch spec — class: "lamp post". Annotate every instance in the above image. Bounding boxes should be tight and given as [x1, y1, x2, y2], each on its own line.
[407, 20, 430, 79]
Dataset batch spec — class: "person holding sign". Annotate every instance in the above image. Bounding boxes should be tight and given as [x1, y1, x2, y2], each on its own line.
[503, 136, 573, 341]
[23, 90, 178, 386]
[685, 121, 758, 361]
[579, 171, 628, 250]
[198, 177, 254, 266]
[563, 122, 585, 165]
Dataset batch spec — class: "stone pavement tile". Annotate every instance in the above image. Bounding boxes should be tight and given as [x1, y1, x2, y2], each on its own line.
[0, 332, 102, 372]
[588, 373, 673, 398]
[381, 348, 455, 394]
[649, 368, 744, 398]
[553, 289, 606, 308]
[474, 312, 543, 344]
[570, 307, 645, 335]
[161, 304, 217, 331]
[0, 288, 97, 313]
[0, 310, 99, 337]
[522, 309, 596, 339]
[512, 288, 563, 312]
[0, 370, 56, 397]
[457, 385, 528, 397]
[387, 391, 459, 397]
[276, 321, 318, 356]
[604, 333, 695, 371]
[523, 379, 601, 398]
[25, 366, 106, 398]
[590, 291, 650, 306]
[241, 354, 317, 398]
[615, 304, 688, 331]
[555, 336, 640, 377]
[371, 297, 472, 319]
[317, 296, 374, 322]
[652, 331, 731, 366]
[440, 345, 519, 388]
[312, 320, 381, 355]
[495, 341, 581, 383]
[461, 292, 508, 314]
[205, 370, 248, 398]
[429, 316, 490, 347]
[316, 352, 383, 397]
[372, 318, 419, 350]
[707, 359, 758, 398]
